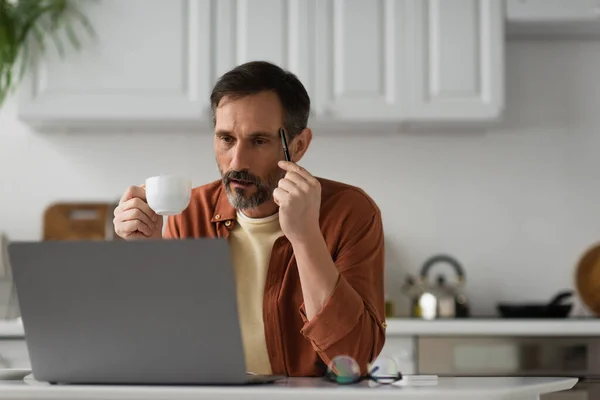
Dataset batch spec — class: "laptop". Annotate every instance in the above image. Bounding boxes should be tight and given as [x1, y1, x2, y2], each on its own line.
[8, 238, 285, 385]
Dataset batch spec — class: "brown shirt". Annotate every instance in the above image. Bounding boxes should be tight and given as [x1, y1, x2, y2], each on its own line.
[163, 177, 387, 377]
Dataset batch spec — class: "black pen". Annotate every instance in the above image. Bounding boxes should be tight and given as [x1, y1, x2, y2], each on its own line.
[279, 128, 291, 162]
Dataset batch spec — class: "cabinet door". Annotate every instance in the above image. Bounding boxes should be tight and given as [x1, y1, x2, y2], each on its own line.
[0, 340, 30, 369]
[404, 0, 504, 122]
[313, 0, 407, 121]
[18, 0, 215, 128]
[213, 0, 312, 99]
[376, 336, 416, 375]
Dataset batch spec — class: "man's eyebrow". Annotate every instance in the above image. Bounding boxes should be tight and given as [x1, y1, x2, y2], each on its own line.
[215, 130, 277, 138]
[248, 131, 277, 138]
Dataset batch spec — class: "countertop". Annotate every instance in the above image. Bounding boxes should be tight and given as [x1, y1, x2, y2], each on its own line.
[2, 318, 600, 339]
[0, 376, 577, 400]
[384, 317, 600, 336]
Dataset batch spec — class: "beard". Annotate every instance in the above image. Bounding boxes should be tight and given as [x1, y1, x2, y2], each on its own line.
[218, 163, 284, 210]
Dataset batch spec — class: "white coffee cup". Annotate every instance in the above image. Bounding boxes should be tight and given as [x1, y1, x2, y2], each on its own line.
[145, 175, 192, 216]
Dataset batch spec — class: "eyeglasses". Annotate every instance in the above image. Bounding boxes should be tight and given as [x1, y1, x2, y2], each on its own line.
[325, 355, 403, 385]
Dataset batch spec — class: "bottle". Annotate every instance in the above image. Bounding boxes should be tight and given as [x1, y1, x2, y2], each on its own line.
[385, 295, 395, 318]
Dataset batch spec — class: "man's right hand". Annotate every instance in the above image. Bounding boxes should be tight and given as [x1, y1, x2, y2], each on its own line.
[114, 185, 163, 240]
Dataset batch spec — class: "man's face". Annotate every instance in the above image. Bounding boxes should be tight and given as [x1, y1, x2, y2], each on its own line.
[214, 90, 287, 210]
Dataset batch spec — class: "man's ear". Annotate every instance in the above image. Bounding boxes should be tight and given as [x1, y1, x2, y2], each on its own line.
[291, 128, 312, 163]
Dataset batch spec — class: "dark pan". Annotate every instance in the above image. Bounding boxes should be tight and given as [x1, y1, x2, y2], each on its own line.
[497, 291, 573, 318]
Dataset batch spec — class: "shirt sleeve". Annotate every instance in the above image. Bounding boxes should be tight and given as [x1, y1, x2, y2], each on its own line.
[297, 207, 387, 374]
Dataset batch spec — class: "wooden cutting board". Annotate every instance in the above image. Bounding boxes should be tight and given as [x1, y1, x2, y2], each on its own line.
[43, 202, 120, 241]
[575, 242, 600, 316]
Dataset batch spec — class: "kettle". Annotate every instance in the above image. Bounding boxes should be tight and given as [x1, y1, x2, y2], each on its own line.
[402, 254, 470, 319]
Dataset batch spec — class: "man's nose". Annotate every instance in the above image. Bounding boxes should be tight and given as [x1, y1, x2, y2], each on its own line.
[229, 142, 251, 171]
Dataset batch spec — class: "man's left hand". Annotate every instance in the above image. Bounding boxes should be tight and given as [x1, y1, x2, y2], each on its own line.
[273, 161, 321, 244]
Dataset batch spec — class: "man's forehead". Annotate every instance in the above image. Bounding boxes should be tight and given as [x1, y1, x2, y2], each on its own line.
[215, 92, 283, 124]
[215, 100, 282, 135]
[214, 116, 278, 135]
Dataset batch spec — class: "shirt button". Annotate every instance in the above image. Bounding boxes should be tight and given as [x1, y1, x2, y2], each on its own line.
[214, 214, 221, 220]
[382, 321, 387, 328]
[225, 220, 231, 227]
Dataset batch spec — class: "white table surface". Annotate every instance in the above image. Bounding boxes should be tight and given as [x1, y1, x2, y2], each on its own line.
[385, 318, 600, 336]
[0, 376, 578, 400]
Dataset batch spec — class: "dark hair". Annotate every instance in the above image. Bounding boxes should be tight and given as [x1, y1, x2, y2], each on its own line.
[210, 61, 310, 141]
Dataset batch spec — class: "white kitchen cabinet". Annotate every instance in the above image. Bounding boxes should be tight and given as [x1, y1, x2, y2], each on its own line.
[312, 0, 504, 124]
[312, 0, 407, 121]
[212, 0, 312, 99]
[18, 0, 215, 128]
[18, 0, 504, 129]
[18, 0, 312, 129]
[0, 340, 30, 369]
[403, 0, 504, 123]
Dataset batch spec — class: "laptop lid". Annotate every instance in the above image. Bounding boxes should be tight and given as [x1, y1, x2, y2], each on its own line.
[8, 238, 248, 385]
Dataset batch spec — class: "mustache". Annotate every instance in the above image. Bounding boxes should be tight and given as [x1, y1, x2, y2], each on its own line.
[222, 170, 262, 186]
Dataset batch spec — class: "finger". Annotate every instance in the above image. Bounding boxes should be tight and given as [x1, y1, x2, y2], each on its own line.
[277, 161, 298, 172]
[123, 231, 148, 240]
[273, 187, 290, 207]
[119, 198, 159, 223]
[119, 185, 147, 204]
[278, 161, 316, 183]
[282, 171, 310, 191]
[120, 220, 153, 237]
[120, 208, 155, 230]
[278, 178, 300, 195]
[116, 219, 151, 237]
[114, 218, 146, 238]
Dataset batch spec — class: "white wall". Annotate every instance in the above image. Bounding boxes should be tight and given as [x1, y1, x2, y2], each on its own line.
[1, 40, 600, 317]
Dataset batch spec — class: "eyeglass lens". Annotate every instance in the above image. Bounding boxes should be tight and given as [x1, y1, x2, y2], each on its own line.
[369, 356, 400, 383]
[326, 355, 362, 384]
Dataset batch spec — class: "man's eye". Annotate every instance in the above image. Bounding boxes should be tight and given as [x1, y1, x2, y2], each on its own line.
[221, 136, 233, 143]
[254, 139, 267, 145]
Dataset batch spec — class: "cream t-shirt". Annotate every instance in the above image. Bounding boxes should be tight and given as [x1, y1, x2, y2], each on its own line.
[228, 210, 282, 375]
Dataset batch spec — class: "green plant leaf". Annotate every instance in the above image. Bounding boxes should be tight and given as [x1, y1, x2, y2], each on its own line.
[0, 61, 12, 106]
[17, 35, 30, 82]
[0, 0, 93, 107]
[30, 25, 46, 52]
[0, 0, 17, 106]
[69, 7, 95, 39]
